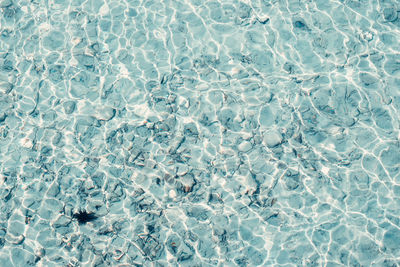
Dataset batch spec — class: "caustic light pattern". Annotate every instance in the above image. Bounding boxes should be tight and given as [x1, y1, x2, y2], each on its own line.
[1, 0, 400, 266]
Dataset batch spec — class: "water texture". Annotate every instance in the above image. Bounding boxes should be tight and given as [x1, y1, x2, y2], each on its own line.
[0, 0, 400, 266]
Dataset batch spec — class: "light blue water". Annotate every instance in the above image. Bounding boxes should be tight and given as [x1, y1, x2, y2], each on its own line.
[1, 0, 400, 266]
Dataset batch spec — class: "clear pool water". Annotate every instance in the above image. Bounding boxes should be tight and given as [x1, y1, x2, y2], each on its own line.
[1, 0, 400, 266]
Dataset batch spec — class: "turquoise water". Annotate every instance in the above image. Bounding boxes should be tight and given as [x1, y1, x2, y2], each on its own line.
[1, 0, 400, 266]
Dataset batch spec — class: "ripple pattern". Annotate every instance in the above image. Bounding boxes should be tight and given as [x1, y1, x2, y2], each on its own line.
[1, 0, 400, 266]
